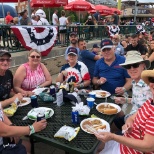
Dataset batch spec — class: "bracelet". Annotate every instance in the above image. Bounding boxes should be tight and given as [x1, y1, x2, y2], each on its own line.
[29, 125, 35, 136]
[122, 87, 126, 92]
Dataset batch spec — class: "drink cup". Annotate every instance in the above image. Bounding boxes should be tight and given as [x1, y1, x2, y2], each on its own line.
[88, 92, 96, 99]
[87, 97, 95, 109]
[30, 95, 38, 108]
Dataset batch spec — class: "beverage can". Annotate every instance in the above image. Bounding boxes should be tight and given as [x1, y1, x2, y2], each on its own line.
[71, 111, 79, 124]
[30, 95, 38, 108]
[37, 113, 45, 122]
[50, 85, 56, 95]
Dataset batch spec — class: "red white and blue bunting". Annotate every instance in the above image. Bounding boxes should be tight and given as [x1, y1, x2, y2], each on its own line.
[11, 26, 57, 56]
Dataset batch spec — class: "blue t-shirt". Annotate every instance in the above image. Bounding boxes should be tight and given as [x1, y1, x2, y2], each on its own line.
[93, 54, 130, 94]
[65, 46, 80, 60]
[80, 50, 96, 79]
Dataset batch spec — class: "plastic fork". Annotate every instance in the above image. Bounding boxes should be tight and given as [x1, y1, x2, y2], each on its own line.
[84, 125, 98, 134]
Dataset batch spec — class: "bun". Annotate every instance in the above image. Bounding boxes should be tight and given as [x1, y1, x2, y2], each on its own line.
[95, 124, 106, 130]
[20, 100, 27, 103]
[96, 92, 106, 97]
[98, 104, 118, 115]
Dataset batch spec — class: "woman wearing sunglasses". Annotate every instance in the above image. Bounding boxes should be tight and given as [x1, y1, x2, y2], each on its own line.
[13, 49, 52, 96]
[94, 69, 154, 154]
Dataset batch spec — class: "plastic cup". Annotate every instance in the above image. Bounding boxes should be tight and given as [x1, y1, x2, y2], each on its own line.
[87, 97, 95, 109]
[88, 92, 96, 99]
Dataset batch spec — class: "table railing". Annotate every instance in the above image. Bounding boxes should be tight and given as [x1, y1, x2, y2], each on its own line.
[0, 24, 152, 53]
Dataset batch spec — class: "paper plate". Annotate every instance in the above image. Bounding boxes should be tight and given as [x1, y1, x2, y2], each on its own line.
[96, 103, 121, 115]
[91, 90, 111, 98]
[32, 88, 48, 95]
[27, 107, 54, 120]
[80, 117, 110, 134]
[19, 97, 31, 107]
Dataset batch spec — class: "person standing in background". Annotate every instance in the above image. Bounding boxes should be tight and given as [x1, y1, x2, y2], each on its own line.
[20, 10, 31, 25]
[52, 10, 59, 26]
[5, 12, 13, 24]
[93, 10, 100, 22]
[112, 11, 119, 25]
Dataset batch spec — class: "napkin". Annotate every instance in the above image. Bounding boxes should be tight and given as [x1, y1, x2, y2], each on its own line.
[72, 102, 90, 115]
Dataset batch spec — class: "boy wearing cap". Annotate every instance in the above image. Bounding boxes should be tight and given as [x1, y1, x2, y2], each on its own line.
[94, 69, 154, 154]
[57, 47, 90, 88]
[64, 32, 80, 60]
[93, 39, 131, 95]
[112, 50, 152, 133]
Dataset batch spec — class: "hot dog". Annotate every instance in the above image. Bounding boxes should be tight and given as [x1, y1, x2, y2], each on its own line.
[95, 124, 106, 130]
[103, 108, 118, 115]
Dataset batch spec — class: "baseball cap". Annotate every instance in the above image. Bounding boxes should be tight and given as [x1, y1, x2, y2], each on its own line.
[0, 50, 11, 57]
[67, 47, 78, 56]
[93, 44, 99, 48]
[100, 39, 113, 50]
[69, 32, 77, 37]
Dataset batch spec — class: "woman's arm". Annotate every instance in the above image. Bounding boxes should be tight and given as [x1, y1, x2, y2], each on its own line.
[40, 63, 52, 87]
[13, 65, 27, 94]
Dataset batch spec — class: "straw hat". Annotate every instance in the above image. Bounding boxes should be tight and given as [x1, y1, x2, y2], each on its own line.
[120, 50, 150, 69]
[141, 70, 154, 85]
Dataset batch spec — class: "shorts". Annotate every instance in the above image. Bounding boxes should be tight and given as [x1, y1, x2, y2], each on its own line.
[113, 115, 125, 130]
[59, 29, 67, 33]
[99, 140, 121, 154]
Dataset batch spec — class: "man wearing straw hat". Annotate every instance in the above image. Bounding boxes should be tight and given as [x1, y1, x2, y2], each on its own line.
[94, 68, 154, 154]
[112, 50, 152, 133]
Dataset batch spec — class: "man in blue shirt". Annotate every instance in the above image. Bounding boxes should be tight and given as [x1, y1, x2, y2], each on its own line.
[79, 39, 101, 79]
[93, 39, 131, 95]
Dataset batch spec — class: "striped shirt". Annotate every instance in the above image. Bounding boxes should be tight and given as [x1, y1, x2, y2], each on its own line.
[120, 99, 154, 154]
[21, 63, 46, 91]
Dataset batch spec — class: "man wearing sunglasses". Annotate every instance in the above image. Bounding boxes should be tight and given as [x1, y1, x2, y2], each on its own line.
[111, 51, 152, 133]
[93, 39, 131, 95]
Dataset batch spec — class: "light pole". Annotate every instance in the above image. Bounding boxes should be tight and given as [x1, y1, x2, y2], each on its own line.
[134, 0, 138, 24]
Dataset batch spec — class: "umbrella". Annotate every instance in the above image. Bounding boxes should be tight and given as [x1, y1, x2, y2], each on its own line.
[64, 0, 95, 22]
[30, 0, 68, 7]
[110, 8, 121, 15]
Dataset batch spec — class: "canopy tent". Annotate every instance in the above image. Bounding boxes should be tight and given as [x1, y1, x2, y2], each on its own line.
[30, 0, 68, 7]
[0, 4, 17, 18]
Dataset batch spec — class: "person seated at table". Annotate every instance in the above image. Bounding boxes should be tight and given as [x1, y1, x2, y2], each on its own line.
[111, 51, 152, 133]
[94, 69, 154, 154]
[92, 39, 132, 95]
[0, 50, 18, 101]
[0, 102, 47, 154]
[13, 49, 52, 97]
[56, 47, 91, 89]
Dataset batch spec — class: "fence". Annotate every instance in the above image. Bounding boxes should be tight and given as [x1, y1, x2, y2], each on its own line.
[0, 25, 152, 53]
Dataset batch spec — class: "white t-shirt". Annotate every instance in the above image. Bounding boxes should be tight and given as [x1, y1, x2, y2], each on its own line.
[37, 18, 50, 25]
[52, 13, 58, 25]
[59, 16, 67, 30]
[32, 19, 37, 25]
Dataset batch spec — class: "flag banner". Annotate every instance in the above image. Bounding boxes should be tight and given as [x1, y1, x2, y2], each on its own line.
[136, 25, 145, 34]
[11, 26, 57, 56]
[107, 25, 120, 37]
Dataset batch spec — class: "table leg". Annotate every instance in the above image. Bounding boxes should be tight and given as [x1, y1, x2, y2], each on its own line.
[30, 137, 35, 154]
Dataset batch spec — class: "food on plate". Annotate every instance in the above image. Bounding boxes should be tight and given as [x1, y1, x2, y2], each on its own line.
[96, 92, 107, 97]
[20, 99, 27, 103]
[82, 119, 106, 133]
[97, 104, 118, 115]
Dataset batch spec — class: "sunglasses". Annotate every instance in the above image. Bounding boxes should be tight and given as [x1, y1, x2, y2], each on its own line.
[0, 58, 12, 62]
[148, 77, 154, 83]
[30, 55, 41, 59]
[124, 63, 141, 69]
[102, 48, 111, 52]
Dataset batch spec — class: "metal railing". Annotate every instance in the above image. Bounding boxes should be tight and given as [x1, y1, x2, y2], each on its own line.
[0, 25, 152, 53]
